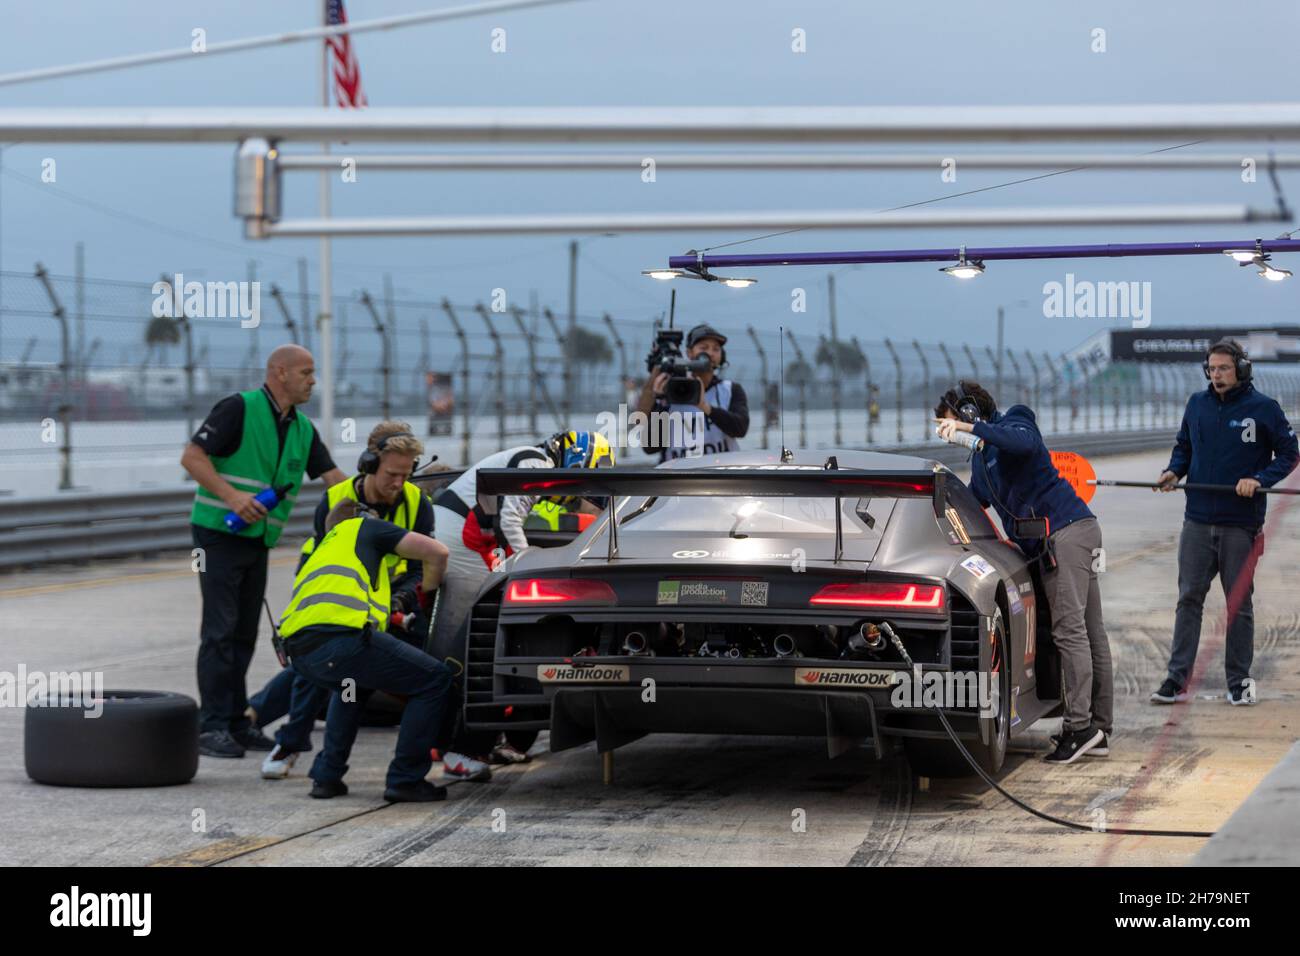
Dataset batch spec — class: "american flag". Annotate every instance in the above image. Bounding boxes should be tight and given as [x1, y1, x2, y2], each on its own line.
[326, 0, 367, 107]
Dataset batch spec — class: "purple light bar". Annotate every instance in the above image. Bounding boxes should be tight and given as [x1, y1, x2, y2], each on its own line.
[667, 238, 1300, 270]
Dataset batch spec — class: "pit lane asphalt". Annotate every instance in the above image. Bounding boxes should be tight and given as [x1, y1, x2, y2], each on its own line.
[2, 449, 1297, 866]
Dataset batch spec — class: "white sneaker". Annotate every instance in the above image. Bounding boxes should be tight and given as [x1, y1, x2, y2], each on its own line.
[443, 752, 492, 782]
[261, 745, 298, 779]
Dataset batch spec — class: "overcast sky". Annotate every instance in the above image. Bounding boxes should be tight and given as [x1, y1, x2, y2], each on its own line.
[2, 0, 1298, 361]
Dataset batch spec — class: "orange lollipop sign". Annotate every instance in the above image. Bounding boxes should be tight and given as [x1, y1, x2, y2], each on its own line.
[1050, 451, 1097, 505]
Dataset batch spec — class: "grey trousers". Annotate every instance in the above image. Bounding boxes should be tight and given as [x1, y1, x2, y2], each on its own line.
[1042, 517, 1114, 734]
[1165, 519, 1260, 692]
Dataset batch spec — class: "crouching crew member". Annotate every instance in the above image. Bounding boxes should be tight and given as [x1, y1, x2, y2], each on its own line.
[248, 422, 444, 779]
[1151, 338, 1298, 707]
[935, 380, 1113, 764]
[281, 498, 454, 803]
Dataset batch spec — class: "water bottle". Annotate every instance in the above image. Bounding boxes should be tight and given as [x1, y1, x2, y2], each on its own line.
[223, 485, 292, 533]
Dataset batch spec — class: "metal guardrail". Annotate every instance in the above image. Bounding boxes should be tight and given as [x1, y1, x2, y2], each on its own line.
[0, 431, 1175, 571]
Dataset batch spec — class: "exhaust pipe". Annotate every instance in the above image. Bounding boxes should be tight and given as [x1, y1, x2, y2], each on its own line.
[845, 622, 886, 657]
[622, 631, 651, 656]
[773, 633, 797, 658]
[859, 622, 886, 651]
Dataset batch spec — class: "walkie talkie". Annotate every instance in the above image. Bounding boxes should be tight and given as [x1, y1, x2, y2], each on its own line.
[264, 599, 289, 668]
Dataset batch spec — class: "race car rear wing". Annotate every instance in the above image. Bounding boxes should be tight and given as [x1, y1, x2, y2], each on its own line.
[476, 461, 948, 562]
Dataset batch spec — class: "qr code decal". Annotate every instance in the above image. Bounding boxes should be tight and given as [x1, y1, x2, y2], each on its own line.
[741, 582, 769, 606]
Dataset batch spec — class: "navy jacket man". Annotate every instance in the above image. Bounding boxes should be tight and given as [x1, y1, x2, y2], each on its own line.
[1151, 339, 1298, 706]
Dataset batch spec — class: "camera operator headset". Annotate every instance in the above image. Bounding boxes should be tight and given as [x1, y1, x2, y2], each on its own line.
[636, 322, 750, 462]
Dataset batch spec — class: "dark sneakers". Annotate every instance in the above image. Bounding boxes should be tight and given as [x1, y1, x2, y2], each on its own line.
[232, 726, 276, 752]
[1051, 731, 1109, 757]
[1227, 679, 1258, 706]
[383, 780, 448, 803]
[198, 730, 246, 758]
[1045, 727, 1105, 764]
[309, 778, 349, 799]
[1150, 679, 1188, 704]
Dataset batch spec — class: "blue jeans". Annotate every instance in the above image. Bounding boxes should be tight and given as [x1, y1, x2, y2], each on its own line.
[291, 629, 453, 789]
[248, 668, 294, 729]
[1166, 520, 1261, 692]
[249, 667, 329, 754]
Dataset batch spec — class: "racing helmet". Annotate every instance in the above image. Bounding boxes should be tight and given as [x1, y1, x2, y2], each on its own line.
[542, 431, 615, 509]
[544, 430, 615, 470]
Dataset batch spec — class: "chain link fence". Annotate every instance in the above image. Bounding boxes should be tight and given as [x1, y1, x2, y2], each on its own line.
[3, 268, 1299, 497]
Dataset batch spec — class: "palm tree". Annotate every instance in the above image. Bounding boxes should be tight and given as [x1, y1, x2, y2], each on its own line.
[564, 326, 613, 397]
[785, 359, 813, 386]
[815, 337, 864, 376]
[144, 315, 181, 368]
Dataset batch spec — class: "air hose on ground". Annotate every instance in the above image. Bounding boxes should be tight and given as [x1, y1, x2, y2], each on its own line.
[880, 622, 1215, 839]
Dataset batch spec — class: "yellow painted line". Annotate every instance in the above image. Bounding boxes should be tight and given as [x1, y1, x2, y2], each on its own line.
[0, 555, 300, 599]
[149, 836, 283, 867]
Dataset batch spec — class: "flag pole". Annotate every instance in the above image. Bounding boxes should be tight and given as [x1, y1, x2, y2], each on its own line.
[318, 0, 335, 452]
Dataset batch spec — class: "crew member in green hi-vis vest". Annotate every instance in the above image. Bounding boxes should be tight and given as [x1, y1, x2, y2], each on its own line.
[180, 344, 347, 759]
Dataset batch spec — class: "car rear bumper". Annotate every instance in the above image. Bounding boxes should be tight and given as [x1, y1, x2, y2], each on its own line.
[469, 656, 984, 758]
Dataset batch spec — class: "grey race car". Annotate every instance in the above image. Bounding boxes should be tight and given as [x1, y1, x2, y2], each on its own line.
[461, 448, 1064, 778]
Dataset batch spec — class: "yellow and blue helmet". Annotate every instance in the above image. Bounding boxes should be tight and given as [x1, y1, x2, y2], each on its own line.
[545, 430, 615, 470]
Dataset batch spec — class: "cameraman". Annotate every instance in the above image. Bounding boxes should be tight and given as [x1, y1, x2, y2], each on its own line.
[636, 323, 749, 461]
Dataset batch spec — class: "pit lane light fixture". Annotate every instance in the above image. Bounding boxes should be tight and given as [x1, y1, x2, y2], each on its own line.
[642, 252, 756, 287]
[641, 267, 757, 287]
[1221, 238, 1293, 280]
[939, 245, 984, 279]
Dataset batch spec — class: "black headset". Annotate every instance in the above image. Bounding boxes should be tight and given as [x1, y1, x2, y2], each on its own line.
[1202, 338, 1253, 384]
[357, 431, 432, 476]
[687, 324, 728, 369]
[944, 381, 990, 424]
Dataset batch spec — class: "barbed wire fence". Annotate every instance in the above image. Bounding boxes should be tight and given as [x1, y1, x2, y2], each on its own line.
[3, 268, 1299, 496]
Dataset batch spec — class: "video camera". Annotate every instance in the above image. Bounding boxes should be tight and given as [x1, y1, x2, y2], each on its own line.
[646, 327, 713, 404]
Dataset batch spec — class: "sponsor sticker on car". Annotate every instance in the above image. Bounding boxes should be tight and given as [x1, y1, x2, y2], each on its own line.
[537, 664, 630, 683]
[794, 667, 902, 688]
[960, 555, 996, 580]
[656, 580, 769, 606]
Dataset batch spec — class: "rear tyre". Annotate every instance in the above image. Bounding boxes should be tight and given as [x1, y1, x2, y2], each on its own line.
[903, 607, 1010, 779]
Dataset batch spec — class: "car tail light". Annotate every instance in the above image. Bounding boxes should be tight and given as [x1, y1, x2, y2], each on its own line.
[809, 581, 945, 613]
[504, 578, 617, 606]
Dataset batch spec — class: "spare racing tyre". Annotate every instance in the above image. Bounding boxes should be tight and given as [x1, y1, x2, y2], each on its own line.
[25, 690, 198, 787]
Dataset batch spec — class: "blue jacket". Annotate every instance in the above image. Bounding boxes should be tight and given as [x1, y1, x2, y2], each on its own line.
[969, 405, 1094, 555]
[1166, 381, 1298, 531]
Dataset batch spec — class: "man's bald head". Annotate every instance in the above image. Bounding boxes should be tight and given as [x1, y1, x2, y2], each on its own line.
[266, 344, 313, 375]
[264, 344, 317, 409]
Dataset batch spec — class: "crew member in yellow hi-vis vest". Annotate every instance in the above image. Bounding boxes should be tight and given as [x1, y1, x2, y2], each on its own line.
[280, 498, 453, 803]
[248, 421, 444, 781]
[181, 345, 346, 760]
